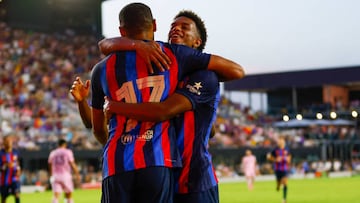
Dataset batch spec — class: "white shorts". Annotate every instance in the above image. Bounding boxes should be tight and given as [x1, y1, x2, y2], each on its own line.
[52, 174, 74, 193]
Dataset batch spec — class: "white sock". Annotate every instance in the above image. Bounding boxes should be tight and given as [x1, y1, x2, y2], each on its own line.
[65, 198, 74, 203]
[52, 197, 58, 203]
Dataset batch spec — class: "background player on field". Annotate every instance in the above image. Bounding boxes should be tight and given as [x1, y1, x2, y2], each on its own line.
[0, 135, 21, 203]
[267, 136, 291, 203]
[241, 149, 257, 191]
[48, 139, 80, 203]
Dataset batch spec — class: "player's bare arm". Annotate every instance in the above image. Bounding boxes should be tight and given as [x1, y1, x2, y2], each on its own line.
[98, 37, 171, 73]
[70, 161, 81, 182]
[104, 93, 192, 122]
[92, 108, 109, 145]
[70, 77, 92, 128]
[287, 155, 292, 164]
[207, 54, 245, 82]
[48, 163, 52, 177]
[267, 153, 275, 162]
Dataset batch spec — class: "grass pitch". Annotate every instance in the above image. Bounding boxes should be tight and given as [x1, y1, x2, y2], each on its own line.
[21, 176, 360, 203]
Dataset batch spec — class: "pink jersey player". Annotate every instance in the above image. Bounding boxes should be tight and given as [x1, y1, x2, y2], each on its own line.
[241, 149, 257, 190]
[48, 139, 79, 203]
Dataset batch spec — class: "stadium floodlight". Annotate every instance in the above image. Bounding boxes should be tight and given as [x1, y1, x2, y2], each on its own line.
[316, 113, 323, 120]
[296, 114, 303, 120]
[283, 115, 290, 122]
[330, 111, 337, 119]
[352, 110, 358, 118]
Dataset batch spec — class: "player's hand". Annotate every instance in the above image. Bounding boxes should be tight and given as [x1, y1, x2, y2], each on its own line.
[135, 41, 171, 74]
[266, 153, 271, 160]
[74, 173, 81, 184]
[70, 77, 90, 102]
[103, 96, 113, 124]
[49, 176, 55, 184]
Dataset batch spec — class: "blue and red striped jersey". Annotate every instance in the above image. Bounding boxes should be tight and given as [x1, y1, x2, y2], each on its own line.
[174, 70, 220, 193]
[0, 149, 20, 186]
[271, 146, 291, 172]
[91, 42, 211, 179]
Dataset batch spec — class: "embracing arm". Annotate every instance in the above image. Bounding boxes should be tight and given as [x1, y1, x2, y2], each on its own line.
[98, 37, 171, 73]
[105, 93, 192, 122]
[207, 54, 245, 82]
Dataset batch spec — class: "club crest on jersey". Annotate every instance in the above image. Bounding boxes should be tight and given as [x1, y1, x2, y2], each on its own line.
[186, 82, 202, 95]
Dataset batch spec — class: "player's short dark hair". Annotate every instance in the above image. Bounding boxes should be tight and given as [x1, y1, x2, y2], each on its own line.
[119, 3, 154, 36]
[58, 139, 67, 146]
[174, 10, 207, 51]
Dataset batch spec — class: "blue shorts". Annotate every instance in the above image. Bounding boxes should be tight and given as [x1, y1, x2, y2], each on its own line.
[174, 185, 219, 203]
[275, 171, 288, 181]
[0, 182, 21, 198]
[101, 167, 174, 203]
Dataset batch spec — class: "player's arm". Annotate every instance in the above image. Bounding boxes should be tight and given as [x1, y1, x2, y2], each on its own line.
[16, 165, 21, 178]
[70, 77, 92, 129]
[70, 161, 79, 175]
[286, 154, 292, 164]
[92, 108, 108, 145]
[70, 160, 81, 182]
[48, 162, 52, 177]
[90, 63, 109, 145]
[207, 54, 245, 82]
[267, 152, 275, 162]
[104, 70, 217, 122]
[105, 93, 192, 122]
[98, 37, 171, 73]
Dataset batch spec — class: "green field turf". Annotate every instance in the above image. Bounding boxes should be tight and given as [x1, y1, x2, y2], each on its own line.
[20, 176, 360, 203]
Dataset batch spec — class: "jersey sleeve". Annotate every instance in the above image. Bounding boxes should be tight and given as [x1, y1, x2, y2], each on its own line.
[91, 59, 106, 109]
[175, 70, 219, 110]
[68, 149, 75, 163]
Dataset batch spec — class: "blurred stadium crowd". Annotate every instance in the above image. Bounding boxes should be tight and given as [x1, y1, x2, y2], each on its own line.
[1, 22, 360, 186]
[0, 22, 102, 150]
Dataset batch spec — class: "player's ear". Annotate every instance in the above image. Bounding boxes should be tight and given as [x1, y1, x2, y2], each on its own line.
[192, 38, 202, 49]
[119, 26, 127, 37]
